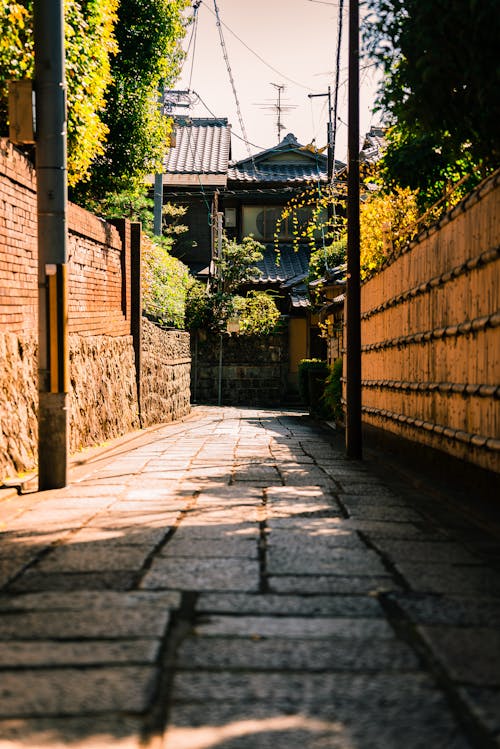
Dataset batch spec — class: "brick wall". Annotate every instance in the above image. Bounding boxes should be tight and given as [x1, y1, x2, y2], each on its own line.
[0, 140, 191, 481]
[0, 139, 130, 338]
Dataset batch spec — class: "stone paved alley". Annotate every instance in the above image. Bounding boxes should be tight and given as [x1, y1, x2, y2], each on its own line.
[0, 406, 499, 749]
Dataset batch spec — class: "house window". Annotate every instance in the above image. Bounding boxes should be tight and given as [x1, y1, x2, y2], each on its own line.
[242, 205, 325, 242]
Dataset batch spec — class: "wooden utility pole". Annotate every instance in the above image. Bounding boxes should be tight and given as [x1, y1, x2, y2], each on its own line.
[346, 0, 362, 458]
[34, 0, 69, 489]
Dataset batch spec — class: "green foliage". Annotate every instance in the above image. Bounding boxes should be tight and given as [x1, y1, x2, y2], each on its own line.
[363, 0, 500, 207]
[1, 0, 188, 194]
[184, 280, 212, 332]
[274, 183, 346, 256]
[321, 358, 343, 421]
[64, 0, 118, 186]
[0, 2, 33, 128]
[185, 235, 280, 337]
[233, 291, 281, 336]
[0, 0, 118, 187]
[83, 188, 155, 229]
[76, 0, 189, 199]
[142, 236, 190, 329]
[215, 234, 265, 293]
[297, 359, 329, 406]
[308, 238, 346, 283]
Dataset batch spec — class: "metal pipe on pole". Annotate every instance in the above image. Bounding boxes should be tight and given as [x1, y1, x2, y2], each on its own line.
[34, 0, 69, 488]
[345, 0, 362, 458]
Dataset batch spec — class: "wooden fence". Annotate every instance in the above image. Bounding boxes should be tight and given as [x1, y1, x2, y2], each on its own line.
[359, 170, 499, 473]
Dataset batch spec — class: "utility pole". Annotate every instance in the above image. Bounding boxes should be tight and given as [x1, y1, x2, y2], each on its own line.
[154, 89, 193, 236]
[153, 86, 165, 236]
[345, 0, 362, 459]
[308, 87, 333, 183]
[34, 0, 69, 488]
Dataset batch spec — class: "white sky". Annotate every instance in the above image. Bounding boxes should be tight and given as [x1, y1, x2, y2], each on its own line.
[175, 0, 383, 163]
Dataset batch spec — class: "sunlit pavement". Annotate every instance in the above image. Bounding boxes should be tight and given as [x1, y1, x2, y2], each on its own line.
[0, 406, 499, 749]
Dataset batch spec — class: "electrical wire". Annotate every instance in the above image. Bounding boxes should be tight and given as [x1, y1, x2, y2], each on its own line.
[187, 2, 200, 91]
[330, 0, 344, 179]
[212, 0, 254, 162]
[200, 0, 312, 91]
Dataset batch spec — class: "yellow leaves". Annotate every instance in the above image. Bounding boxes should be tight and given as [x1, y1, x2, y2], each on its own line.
[360, 186, 420, 278]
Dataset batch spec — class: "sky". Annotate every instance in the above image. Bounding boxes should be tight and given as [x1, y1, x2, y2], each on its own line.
[174, 0, 383, 163]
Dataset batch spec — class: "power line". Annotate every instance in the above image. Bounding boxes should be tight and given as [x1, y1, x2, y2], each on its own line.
[212, 0, 253, 161]
[190, 89, 268, 153]
[331, 0, 344, 178]
[187, 2, 201, 91]
[200, 0, 312, 91]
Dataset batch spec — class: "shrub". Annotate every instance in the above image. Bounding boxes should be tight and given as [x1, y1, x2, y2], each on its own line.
[322, 358, 343, 421]
[297, 359, 329, 406]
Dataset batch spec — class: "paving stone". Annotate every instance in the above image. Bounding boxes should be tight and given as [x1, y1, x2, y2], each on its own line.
[0, 639, 160, 666]
[266, 548, 387, 576]
[0, 606, 171, 639]
[0, 717, 145, 748]
[194, 615, 394, 639]
[0, 590, 180, 611]
[267, 526, 365, 548]
[0, 666, 156, 716]
[33, 546, 152, 573]
[395, 563, 500, 596]
[418, 626, 500, 685]
[343, 520, 443, 539]
[171, 670, 443, 705]
[268, 574, 398, 595]
[195, 593, 383, 618]
[175, 636, 420, 671]
[65, 525, 171, 546]
[171, 524, 259, 540]
[163, 700, 470, 749]
[160, 536, 258, 558]
[371, 540, 482, 564]
[386, 593, 500, 626]
[6, 570, 137, 593]
[141, 557, 260, 592]
[458, 686, 500, 736]
[342, 505, 425, 522]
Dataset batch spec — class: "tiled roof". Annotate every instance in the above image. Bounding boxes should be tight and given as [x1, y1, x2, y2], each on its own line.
[228, 162, 328, 183]
[360, 126, 387, 164]
[164, 117, 231, 175]
[252, 244, 310, 285]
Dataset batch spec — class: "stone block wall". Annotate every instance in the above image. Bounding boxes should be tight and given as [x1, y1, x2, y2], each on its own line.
[140, 319, 191, 427]
[192, 331, 288, 406]
[0, 332, 38, 478]
[69, 334, 140, 453]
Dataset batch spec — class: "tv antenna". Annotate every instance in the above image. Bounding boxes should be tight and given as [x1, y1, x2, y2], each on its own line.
[163, 89, 198, 114]
[256, 83, 297, 143]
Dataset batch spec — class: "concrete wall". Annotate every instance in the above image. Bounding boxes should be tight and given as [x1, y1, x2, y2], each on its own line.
[192, 330, 288, 406]
[358, 170, 500, 473]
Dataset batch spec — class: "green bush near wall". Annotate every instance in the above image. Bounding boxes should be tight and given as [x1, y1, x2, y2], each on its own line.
[322, 358, 343, 422]
[298, 359, 329, 411]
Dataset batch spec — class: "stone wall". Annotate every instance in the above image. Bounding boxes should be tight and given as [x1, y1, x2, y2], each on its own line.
[69, 334, 139, 453]
[0, 332, 38, 479]
[192, 331, 288, 406]
[0, 331, 141, 480]
[140, 319, 191, 427]
[0, 142, 192, 483]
